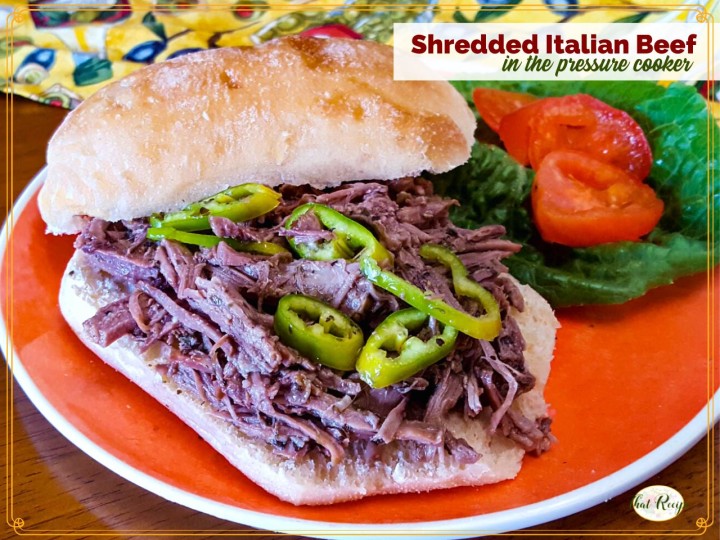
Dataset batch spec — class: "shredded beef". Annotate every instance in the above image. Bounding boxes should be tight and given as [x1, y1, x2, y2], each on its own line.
[423, 363, 464, 426]
[77, 219, 159, 283]
[79, 177, 553, 465]
[374, 398, 407, 443]
[82, 298, 136, 347]
[446, 434, 480, 464]
[209, 216, 275, 243]
[184, 278, 291, 375]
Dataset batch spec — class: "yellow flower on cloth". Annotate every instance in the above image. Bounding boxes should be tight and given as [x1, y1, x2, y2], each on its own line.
[1, 0, 707, 109]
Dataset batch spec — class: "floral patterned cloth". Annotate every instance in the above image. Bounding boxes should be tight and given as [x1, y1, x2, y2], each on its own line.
[1, 0, 716, 109]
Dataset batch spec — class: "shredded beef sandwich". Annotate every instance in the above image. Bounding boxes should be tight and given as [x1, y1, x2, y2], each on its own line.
[39, 36, 559, 505]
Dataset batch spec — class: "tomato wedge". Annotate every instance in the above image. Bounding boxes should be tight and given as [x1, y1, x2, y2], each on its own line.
[531, 151, 664, 247]
[472, 88, 538, 133]
[526, 94, 653, 180]
[498, 100, 545, 166]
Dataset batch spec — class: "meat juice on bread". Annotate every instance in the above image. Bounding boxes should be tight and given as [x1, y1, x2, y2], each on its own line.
[39, 36, 559, 505]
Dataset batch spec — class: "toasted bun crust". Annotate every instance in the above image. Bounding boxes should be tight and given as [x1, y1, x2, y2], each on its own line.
[40, 37, 476, 234]
[59, 251, 558, 505]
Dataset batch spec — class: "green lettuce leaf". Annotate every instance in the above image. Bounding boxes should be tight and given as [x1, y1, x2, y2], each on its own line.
[434, 82, 718, 307]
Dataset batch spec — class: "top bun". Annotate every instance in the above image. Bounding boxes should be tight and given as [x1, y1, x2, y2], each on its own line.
[39, 37, 476, 234]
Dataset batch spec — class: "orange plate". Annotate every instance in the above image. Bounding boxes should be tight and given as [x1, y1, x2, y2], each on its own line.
[2, 185, 717, 527]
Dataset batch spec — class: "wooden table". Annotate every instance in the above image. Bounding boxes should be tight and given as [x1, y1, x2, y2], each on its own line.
[1, 96, 717, 539]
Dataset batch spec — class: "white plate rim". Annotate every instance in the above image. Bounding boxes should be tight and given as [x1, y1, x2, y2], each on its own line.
[2, 168, 718, 538]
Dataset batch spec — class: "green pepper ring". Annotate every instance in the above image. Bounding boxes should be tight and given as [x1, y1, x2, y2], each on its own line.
[149, 183, 281, 232]
[147, 227, 289, 256]
[285, 203, 393, 266]
[356, 308, 459, 388]
[360, 256, 501, 341]
[273, 294, 365, 371]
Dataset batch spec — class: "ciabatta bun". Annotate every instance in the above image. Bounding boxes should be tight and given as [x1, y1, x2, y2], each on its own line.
[60, 251, 558, 505]
[39, 37, 476, 234]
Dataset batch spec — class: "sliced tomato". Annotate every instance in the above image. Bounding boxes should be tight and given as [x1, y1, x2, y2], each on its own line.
[527, 94, 653, 180]
[498, 100, 545, 166]
[472, 88, 538, 133]
[531, 151, 664, 247]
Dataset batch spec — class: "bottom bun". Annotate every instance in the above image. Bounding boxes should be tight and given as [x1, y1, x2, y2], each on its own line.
[59, 250, 559, 505]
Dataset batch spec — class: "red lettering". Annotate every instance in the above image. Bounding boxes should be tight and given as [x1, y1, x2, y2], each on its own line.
[489, 37, 503, 54]
[471, 39, 485, 54]
[654, 39, 669, 54]
[411, 34, 426, 54]
[637, 35, 653, 54]
[670, 39, 685, 54]
[455, 39, 469, 54]
[636, 34, 694, 55]
[424, 34, 453, 54]
[506, 39, 520, 54]
[524, 34, 539, 54]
